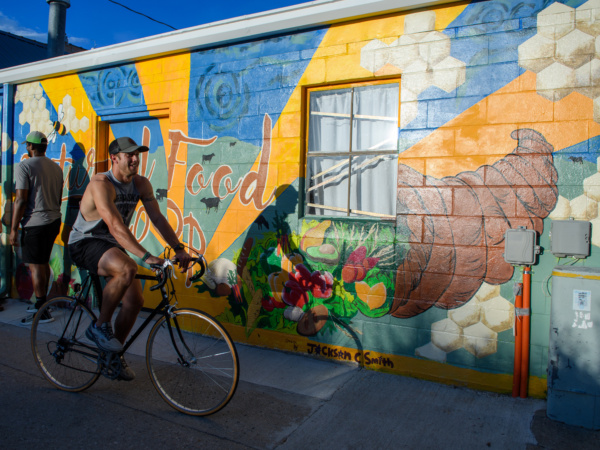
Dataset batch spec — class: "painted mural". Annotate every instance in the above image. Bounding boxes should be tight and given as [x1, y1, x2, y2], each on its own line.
[3, 0, 600, 395]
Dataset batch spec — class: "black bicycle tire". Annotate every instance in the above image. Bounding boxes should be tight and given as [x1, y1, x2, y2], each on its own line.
[31, 296, 101, 392]
[146, 308, 239, 416]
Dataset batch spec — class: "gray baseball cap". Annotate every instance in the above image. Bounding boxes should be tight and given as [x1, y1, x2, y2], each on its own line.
[22, 131, 48, 145]
[109, 137, 149, 155]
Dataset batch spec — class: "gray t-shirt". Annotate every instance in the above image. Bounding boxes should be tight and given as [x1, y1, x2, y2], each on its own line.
[14, 155, 63, 227]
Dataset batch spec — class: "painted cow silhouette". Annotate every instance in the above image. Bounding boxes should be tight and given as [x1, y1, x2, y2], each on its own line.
[202, 153, 216, 163]
[200, 196, 221, 213]
[155, 188, 168, 201]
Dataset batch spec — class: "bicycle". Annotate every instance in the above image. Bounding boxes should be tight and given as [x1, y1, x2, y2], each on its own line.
[30, 252, 239, 416]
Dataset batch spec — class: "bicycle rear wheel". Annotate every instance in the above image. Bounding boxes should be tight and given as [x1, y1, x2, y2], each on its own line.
[31, 297, 101, 392]
[146, 308, 239, 416]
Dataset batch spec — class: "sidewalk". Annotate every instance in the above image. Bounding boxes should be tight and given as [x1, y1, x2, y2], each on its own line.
[1, 296, 599, 449]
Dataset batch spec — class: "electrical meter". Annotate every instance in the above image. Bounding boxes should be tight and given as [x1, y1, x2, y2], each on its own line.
[503, 227, 539, 265]
[550, 219, 590, 259]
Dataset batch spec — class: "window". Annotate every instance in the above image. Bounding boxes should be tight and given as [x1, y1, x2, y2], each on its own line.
[305, 80, 399, 219]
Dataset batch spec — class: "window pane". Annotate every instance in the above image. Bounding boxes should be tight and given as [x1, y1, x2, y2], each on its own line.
[349, 154, 397, 217]
[306, 155, 349, 216]
[305, 81, 399, 219]
[308, 89, 352, 153]
[352, 84, 399, 152]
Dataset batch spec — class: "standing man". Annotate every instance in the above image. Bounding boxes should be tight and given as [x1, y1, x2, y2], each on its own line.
[68, 137, 191, 381]
[10, 131, 63, 324]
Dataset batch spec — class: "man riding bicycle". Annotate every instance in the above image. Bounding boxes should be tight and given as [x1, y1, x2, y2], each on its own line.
[68, 137, 191, 380]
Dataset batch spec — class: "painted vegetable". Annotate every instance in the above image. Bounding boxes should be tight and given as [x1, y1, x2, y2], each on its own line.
[355, 281, 387, 310]
[342, 246, 379, 283]
[306, 243, 340, 265]
[300, 220, 331, 251]
[283, 304, 329, 336]
[297, 305, 329, 336]
[283, 277, 308, 309]
[311, 271, 333, 299]
[202, 258, 237, 290]
[268, 271, 288, 308]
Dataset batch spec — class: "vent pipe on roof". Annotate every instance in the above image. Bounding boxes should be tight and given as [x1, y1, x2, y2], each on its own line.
[47, 0, 70, 58]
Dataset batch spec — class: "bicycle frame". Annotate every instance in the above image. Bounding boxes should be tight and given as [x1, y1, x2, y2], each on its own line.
[75, 270, 197, 367]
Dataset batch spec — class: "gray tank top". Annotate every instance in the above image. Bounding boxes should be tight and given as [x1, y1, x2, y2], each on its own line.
[68, 170, 141, 245]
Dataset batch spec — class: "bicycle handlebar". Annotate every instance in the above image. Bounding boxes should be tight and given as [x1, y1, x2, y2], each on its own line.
[189, 255, 207, 282]
[148, 255, 207, 291]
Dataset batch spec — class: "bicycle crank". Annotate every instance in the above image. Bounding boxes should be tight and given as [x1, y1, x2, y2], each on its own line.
[98, 352, 122, 380]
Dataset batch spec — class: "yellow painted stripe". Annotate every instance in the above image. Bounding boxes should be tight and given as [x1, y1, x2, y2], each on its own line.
[136, 54, 191, 248]
[223, 323, 547, 398]
[41, 75, 96, 150]
[41, 76, 96, 247]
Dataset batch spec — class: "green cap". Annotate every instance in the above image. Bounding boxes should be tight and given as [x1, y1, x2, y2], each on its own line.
[22, 131, 48, 145]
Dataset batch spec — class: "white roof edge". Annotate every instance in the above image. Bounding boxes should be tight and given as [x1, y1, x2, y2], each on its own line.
[0, 0, 456, 85]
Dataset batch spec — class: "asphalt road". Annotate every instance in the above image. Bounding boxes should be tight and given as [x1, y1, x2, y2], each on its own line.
[1, 298, 599, 449]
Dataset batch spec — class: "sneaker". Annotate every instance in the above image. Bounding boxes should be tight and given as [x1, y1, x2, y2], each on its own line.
[117, 355, 136, 381]
[21, 310, 54, 325]
[85, 322, 123, 353]
[26, 304, 53, 314]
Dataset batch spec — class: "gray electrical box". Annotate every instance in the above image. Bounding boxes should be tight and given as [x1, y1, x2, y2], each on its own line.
[548, 265, 600, 429]
[551, 220, 590, 258]
[503, 227, 539, 265]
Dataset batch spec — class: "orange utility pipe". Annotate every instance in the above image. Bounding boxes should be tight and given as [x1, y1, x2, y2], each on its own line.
[512, 282, 523, 398]
[520, 267, 531, 398]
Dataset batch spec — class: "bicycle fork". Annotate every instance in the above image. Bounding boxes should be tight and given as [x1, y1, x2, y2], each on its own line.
[166, 313, 197, 367]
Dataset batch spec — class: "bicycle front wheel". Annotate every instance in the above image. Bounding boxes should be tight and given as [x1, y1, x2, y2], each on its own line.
[146, 308, 239, 416]
[31, 297, 100, 392]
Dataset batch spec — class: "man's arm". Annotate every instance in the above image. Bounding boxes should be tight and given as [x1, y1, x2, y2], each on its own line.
[136, 176, 192, 270]
[9, 189, 28, 246]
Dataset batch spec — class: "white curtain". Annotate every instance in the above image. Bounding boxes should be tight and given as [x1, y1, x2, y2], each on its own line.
[307, 83, 398, 217]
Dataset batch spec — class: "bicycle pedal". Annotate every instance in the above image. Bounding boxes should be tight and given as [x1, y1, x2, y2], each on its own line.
[98, 352, 121, 380]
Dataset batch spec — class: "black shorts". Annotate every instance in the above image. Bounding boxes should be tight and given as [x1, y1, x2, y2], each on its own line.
[21, 219, 61, 264]
[69, 239, 126, 274]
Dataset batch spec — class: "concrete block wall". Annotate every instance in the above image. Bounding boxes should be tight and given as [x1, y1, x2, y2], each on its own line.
[3, 0, 600, 396]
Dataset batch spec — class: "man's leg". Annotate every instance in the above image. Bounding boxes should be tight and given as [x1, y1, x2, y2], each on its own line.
[96, 247, 139, 332]
[95, 247, 142, 381]
[113, 279, 144, 344]
[23, 219, 61, 310]
[28, 263, 50, 298]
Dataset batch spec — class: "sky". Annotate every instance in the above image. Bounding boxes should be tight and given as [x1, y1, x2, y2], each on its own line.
[0, 0, 314, 49]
